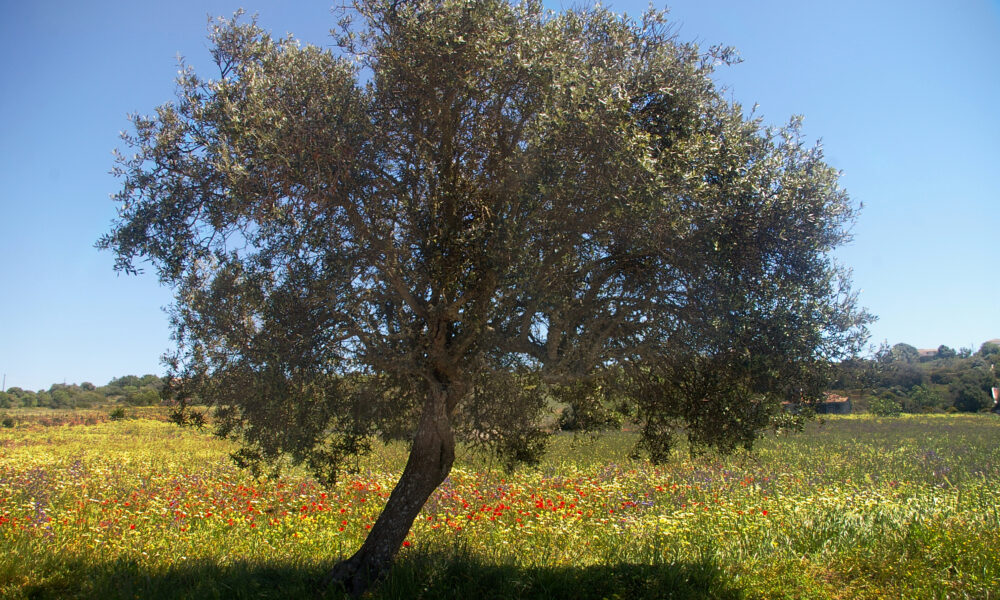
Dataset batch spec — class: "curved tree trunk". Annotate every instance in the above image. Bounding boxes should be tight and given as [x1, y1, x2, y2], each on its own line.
[323, 391, 456, 597]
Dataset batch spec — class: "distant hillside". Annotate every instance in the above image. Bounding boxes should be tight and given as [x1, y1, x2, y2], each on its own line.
[0, 374, 163, 409]
[831, 341, 999, 413]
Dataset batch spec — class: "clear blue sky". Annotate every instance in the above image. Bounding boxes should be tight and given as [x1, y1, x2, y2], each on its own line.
[1, 0, 998, 391]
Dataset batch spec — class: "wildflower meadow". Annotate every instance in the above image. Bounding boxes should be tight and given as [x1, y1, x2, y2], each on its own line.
[1, 412, 998, 598]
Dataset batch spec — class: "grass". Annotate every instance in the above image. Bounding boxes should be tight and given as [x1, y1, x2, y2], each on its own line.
[1, 413, 998, 599]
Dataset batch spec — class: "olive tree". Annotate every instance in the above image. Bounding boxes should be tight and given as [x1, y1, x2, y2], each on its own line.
[99, 0, 870, 593]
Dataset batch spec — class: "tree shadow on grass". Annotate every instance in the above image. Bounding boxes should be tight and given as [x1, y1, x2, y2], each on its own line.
[20, 551, 743, 600]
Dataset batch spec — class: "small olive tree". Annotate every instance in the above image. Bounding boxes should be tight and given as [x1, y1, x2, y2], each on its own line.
[100, 0, 870, 593]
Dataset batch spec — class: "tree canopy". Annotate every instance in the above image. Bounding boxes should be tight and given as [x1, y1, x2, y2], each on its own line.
[99, 0, 870, 592]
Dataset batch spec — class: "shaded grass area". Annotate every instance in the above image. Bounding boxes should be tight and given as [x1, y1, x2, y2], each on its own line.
[14, 550, 740, 600]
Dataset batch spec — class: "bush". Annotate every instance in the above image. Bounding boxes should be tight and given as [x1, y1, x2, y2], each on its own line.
[1, 415, 14, 428]
[903, 384, 943, 413]
[109, 407, 128, 421]
[126, 387, 160, 406]
[869, 395, 902, 417]
[951, 382, 990, 412]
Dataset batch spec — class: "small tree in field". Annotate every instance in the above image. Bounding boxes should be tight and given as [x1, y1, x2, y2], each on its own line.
[99, 0, 870, 593]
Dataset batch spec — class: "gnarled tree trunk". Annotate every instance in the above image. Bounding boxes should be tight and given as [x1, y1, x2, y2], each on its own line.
[323, 391, 456, 597]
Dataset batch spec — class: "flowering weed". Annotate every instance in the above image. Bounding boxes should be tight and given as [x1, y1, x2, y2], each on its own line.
[0, 414, 997, 598]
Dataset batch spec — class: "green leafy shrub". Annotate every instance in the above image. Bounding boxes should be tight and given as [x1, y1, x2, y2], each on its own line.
[869, 395, 902, 417]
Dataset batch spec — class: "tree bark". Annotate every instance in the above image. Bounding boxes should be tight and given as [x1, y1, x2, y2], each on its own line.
[322, 391, 456, 597]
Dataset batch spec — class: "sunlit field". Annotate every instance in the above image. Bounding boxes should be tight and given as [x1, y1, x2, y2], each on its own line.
[1, 413, 998, 599]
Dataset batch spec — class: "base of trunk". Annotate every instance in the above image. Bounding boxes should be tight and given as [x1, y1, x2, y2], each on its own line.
[322, 548, 391, 598]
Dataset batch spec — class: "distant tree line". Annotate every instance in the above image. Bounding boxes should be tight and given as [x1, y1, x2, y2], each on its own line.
[5, 344, 997, 416]
[832, 342, 1000, 413]
[0, 375, 164, 409]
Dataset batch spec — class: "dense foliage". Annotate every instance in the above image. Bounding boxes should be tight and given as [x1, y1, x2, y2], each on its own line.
[98, 0, 870, 590]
